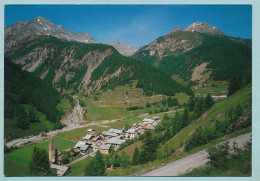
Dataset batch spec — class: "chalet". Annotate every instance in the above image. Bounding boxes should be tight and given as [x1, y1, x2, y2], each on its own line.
[80, 145, 93, 155]
[144, 124, 155, 130]
[92, 135, 101, 142]
[90, 131, 99, 137]
[101, 131, 107, 136]
[138, 129, 145, 135]
[152, 116, 160, 123]
[74, 141, 87, 153]
[87, 128, 94, 133]
[125, 128, 138, 139]
[220, 95, 227, 99]
[143, 118, 155, 126]
[152, 122, 158, 127]
[105, 128, 123, 138]
[106, 137, 126, 150]
[83, 134, 93, 141]
[132, 123, 138, 128]
[99, 144, 111, 155]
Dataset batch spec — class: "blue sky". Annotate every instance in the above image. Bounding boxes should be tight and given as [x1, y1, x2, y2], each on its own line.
[5, 5, 252, 47]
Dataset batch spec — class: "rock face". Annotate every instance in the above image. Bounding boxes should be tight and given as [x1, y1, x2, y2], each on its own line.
[184, 22, 225, 35]
[108, 41, 138, 56]
[5, 35, 114, 93]
[4, 16, 97, 51]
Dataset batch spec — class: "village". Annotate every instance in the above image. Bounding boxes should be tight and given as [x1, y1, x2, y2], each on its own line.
[49, 116, 161, 176]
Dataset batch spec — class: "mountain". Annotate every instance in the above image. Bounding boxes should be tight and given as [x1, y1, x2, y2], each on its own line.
[184, 22, 225, 35]
[5, 17, 138, 57]
[132, 22, 251, 84]
[4, 16, 97, 51]
[5, 35, 193, 97]
[107, 41, 138, 56]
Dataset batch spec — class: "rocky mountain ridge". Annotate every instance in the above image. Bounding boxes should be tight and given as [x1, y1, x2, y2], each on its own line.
[5, 16, 97, 51]
[107, 41, 138, 56]
[5, 16, 138, 57]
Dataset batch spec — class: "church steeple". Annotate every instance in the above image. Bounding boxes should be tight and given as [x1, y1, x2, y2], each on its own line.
[49, 136, 55, 163]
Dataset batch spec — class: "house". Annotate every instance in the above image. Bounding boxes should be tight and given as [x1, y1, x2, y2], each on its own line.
[143, 118, 155, 126]
[74, 141, 86, 153]
[211, 95, 220, 100]
[80, 145, 93, 155]
[106, 137, 126, 150]
[132, 123, 138, 128]
[101, 131, 107, 136]
[137, 129, 145, 135]
[152, 116, 160, 123]
[87, 129, 94, 133]
[125, 128, 138, 139]
[99, 144, 111, 155]
[90, 131, 99, 137]
[144, 124, 155, 130]
[152, 122, 158, 127]
[83, 134, 93, 141]
[92, 135, 101, 142]
[220, 95, 227, 99]
[105, 128, 123, 138]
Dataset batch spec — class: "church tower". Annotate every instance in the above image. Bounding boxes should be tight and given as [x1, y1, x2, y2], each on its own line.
[49, 136, 55, 163]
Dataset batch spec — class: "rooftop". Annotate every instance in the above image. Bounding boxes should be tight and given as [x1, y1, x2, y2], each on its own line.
[100, 144, 110, 150]
[83, 134, 93, 140]
[80, 145, 90, 151]
[126, 128, 137, 134]
[74, 141, 86, 148]
[105, 128, 123, 136]
[107, 138, 126, 145]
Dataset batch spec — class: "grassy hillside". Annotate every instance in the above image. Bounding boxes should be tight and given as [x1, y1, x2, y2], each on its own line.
[105, 84, 251, 176]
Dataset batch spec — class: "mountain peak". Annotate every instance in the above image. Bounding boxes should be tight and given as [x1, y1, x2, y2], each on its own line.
[185, 22, 225, 35]
[5, 16, 97, 50]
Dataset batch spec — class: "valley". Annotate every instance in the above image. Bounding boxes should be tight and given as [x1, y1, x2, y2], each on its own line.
[4, 16, 252, 177]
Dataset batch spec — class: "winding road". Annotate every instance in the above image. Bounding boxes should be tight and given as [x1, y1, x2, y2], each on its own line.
[142, 133, 252, 176]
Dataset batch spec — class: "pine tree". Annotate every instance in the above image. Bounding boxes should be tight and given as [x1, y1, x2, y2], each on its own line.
[85, 150, 105, 176]
[141, 131, 159, 163]
[204, 94, 214, 110]
[228, 77, 241, 96]
[181, 107, 189, 128]
[194, 97, 205, 118]
[54, 149, 58, 164]
[29, 147, 55, 176]
[132, 147, 139, 165]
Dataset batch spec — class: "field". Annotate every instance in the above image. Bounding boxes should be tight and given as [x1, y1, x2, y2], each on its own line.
[84, 82, 189, 122]
[194, 80, 228, 96]
[4, 137, 76, 176]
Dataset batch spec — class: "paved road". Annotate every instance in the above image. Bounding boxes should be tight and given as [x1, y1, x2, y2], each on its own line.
[142, 133, 252, 176]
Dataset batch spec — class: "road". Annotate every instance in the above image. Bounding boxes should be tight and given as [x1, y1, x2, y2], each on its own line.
[142, 133, 252, 176]
[6, 119, 118, 148]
